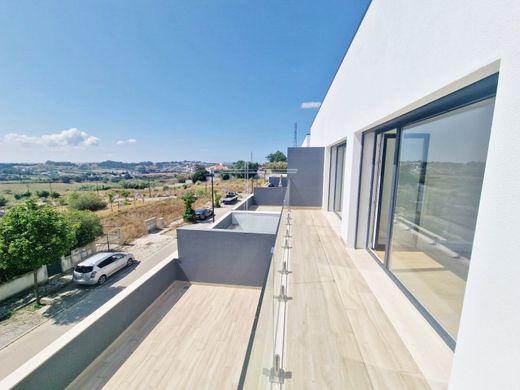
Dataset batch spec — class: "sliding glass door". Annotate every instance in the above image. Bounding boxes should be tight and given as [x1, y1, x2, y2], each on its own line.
[367, 130, 396, 262]
[359, 91, 496, 345]
[388, 98, 495, 340]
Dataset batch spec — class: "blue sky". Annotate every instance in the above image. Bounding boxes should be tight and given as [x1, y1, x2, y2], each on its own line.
[0, 1, 369, 163]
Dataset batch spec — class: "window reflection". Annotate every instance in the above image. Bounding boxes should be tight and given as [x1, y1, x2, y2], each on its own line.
[388, 98, 495, 340]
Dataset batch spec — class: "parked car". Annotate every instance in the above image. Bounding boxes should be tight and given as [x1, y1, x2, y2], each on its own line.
[195, 207, 214, 220]
[73, 252, 135, 285]
[221, 192, 238, 204]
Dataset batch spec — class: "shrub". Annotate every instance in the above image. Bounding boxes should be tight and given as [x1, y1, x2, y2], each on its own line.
[213, 191, 222, 208]
[14, 191, 31, 200]
[65, 210, 104, 249]
[36, 190, 50, 198]
[50, 191, 61, 199]
[68, 192, 107, 211]
[221, 173, 230, 180]
[181, 192, 197, 223]
[0, 196, 7, 207]
[120, 180, 149, 189]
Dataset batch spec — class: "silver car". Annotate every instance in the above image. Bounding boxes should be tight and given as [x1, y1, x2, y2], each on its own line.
[73, 252, 135, 285]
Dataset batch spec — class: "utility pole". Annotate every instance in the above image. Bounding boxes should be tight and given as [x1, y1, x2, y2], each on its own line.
[293, 122, 298, 147]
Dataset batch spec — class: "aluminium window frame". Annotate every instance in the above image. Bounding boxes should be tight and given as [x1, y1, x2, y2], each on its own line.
[328, 140, 347, 218]
[355, 73, 499, 350]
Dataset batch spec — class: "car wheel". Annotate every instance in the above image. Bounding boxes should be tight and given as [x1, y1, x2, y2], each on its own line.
[127, 258, 134, 267]
[98, 275, 107, 285]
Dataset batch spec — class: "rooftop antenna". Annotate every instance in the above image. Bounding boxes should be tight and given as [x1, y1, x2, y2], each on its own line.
[293, 122, 298, 147]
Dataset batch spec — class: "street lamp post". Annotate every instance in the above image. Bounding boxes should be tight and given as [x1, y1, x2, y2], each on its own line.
[210, 171, 215, 222]
[211, 172, 215, 222]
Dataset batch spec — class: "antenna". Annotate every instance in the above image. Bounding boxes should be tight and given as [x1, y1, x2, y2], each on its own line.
[293, 122, 297, 147]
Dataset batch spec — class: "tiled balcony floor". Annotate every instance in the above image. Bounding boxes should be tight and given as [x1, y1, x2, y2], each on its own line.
[285, 209, 432, 389]
[68, 282, 259, 389]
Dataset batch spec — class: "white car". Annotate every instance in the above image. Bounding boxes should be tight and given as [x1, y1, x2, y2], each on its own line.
[73, 252, 135, 285]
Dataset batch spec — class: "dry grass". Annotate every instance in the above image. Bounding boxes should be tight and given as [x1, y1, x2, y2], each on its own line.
[99, 192, 213, 243]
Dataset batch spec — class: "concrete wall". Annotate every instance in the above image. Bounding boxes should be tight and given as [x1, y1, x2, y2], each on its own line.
[253, 187, 286, 206]
[0, 266, 48, 303]
[287, 147, 324, 207]
[177, 228, 275, 287]
[307, 0, 520, 388]
[233, 194, 256, 210]
[60, 243, 97, 273]
[4, 257, 178, 390]
[267, 176, 288, 187]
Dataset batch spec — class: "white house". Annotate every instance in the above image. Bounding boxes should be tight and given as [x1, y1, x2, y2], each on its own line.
[306, 0, 520, 388]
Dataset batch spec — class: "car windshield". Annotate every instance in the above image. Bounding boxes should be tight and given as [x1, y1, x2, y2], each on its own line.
[75, 265, 93, 273]
[195, 209, 204, 214]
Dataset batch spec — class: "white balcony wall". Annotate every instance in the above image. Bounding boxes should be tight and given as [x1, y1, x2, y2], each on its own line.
[307, 0, 520, 388]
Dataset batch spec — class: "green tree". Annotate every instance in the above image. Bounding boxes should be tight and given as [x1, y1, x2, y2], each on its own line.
[65, 210, 104, 249]
[0, 196, 7, 207]
[266, 150, 287, 163]
[233, 160, 259, 179]
[0, 201, 72, 304]
[181, 192, 197, 223]
[191, 165, 208, 183]
[68, 192, 107, 211]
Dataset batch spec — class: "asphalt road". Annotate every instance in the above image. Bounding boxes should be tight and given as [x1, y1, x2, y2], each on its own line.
[0, 237, 178, 380]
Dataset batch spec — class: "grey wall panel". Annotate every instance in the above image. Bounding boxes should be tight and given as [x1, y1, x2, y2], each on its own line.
[287, 147, 325, 207]
[253, 187, 287, 205]
[13, 260, 178, 390]
[268, 176, 288, 187]
[177, 229, 275, 287]
[233, 195, 256, 210]
[212, 213, 233, 229]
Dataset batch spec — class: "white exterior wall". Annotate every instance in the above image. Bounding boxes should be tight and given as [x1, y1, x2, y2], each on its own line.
[308, 0, 520, 388]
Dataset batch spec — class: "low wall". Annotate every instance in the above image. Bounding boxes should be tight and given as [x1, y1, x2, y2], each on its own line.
[61, 243, 97, 273]
[253, 187, 287, 205]
[268, 176, 288, 187]
[177, 228, 276, 286]
[0, 266, 48, 303]
[3, 255, 178, 390]
[233, 194, 256, 210]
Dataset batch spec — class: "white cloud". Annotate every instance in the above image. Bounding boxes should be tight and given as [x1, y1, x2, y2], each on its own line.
[301, 101, 322, 109]
[116, 138, 137, 145]
[2, 128, 100, 148]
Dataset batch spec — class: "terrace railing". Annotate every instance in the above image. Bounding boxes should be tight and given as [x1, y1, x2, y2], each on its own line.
[240, 177, 293, 389]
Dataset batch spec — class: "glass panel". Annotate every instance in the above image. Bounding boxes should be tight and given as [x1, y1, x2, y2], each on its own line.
[355, 132, 375, 248]
[367, 129, 396, 262]
[389, 98, 495, 340]
[242, 175, 292, 387]
[333, 143, 346, 213]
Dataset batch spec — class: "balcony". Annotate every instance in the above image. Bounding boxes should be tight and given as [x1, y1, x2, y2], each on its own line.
[242, 179, 452, 388]
[2, 163, 451, 389]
